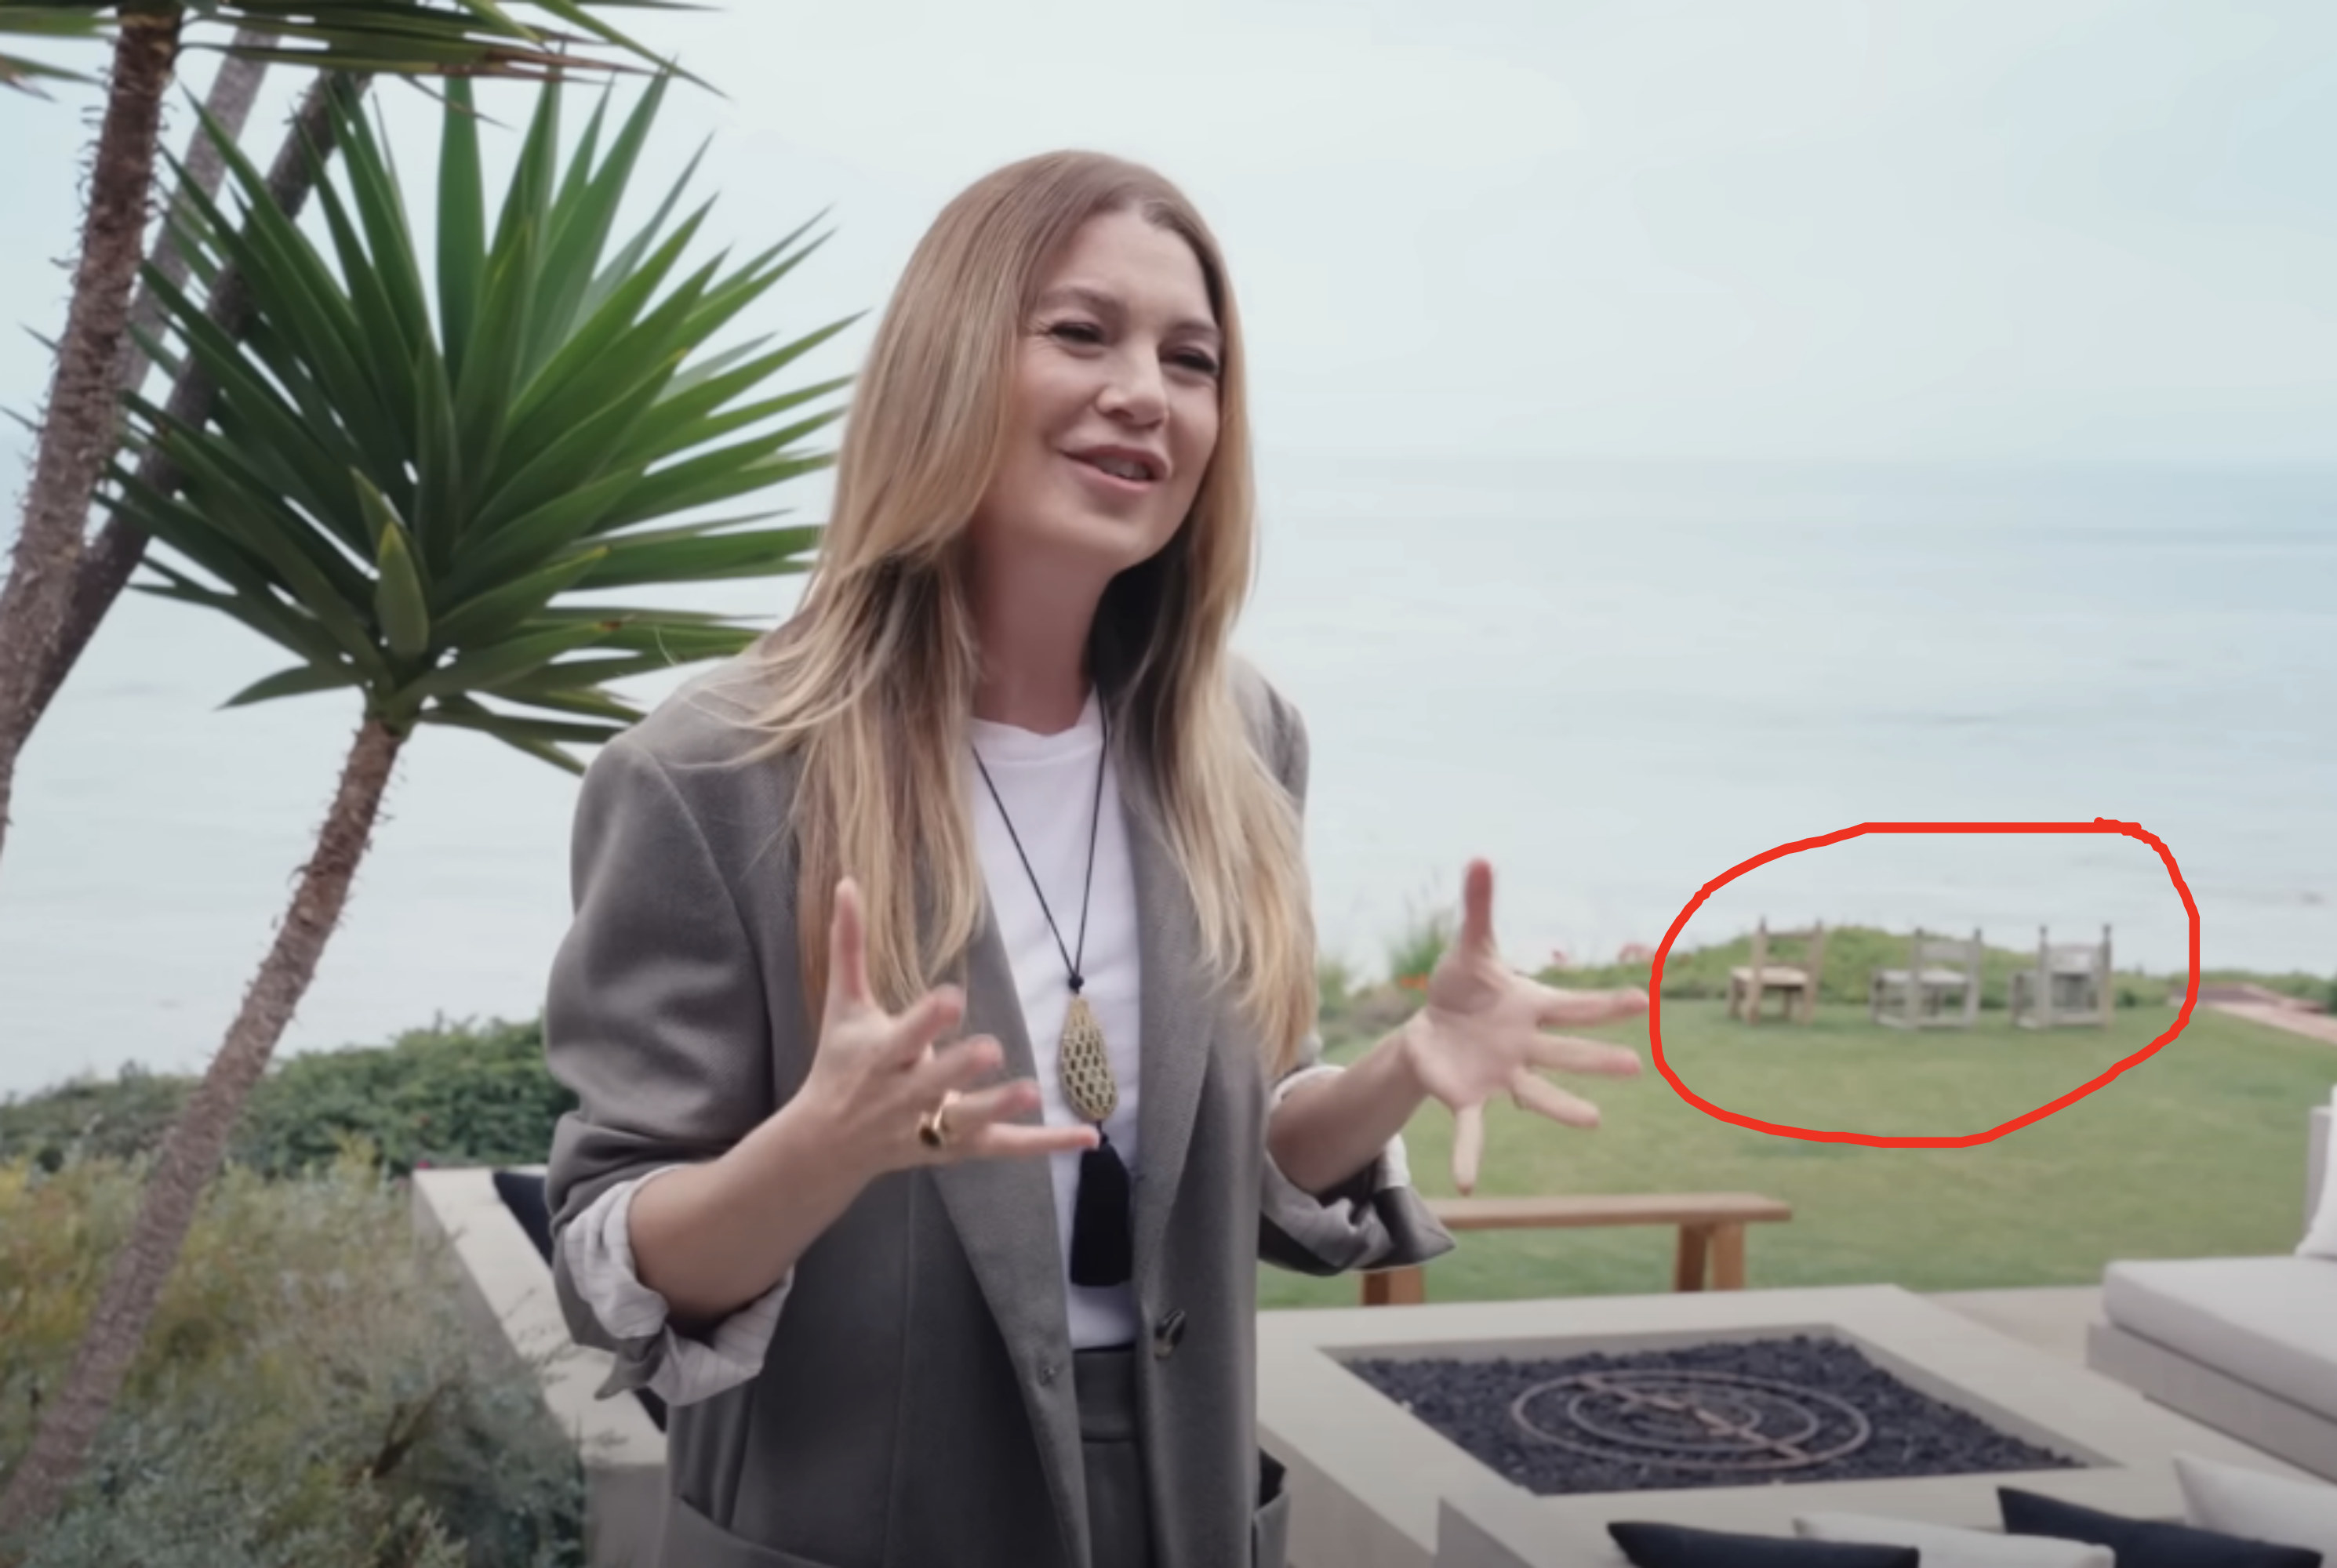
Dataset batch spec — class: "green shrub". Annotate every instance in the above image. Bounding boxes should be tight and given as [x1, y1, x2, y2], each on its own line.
[0, 1145, 584, 1567]
[0, 1063, 194, 1172]
[0, 1017, 573, 1180]
[234, 1016, 574, 1179]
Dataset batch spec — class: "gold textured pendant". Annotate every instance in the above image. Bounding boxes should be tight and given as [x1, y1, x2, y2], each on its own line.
[1058, 993, 1117, 1124]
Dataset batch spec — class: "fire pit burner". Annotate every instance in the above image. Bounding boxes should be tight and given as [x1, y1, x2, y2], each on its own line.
[1346, 1334, 2084, 1496]
[1510, 1368, 1872, 1472]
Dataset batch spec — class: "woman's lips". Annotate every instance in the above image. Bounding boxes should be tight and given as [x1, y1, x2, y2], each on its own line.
[1066, 452, 1158, 494]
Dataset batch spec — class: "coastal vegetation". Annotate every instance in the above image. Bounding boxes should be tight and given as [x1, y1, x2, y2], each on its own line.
[0, 1018, 567, 1181]
[0, 1144, 587, 1568]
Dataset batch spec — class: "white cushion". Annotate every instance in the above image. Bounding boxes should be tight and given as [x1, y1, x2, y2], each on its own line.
[2299, 1089, 2337, 1260]
[1795, 1511, 2111, 1566]
[2175, 1450, 2337, 1559]
[2102, 1254, 2337, 1424]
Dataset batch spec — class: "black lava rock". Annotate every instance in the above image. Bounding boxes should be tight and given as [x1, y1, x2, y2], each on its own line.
[1343, 1335, 2082, 1497]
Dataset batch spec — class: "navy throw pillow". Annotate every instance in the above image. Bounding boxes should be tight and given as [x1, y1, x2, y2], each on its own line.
[1999, 1486, 2324, 1568]
[488, 1167, 670, 1436]
[491, 1169, 555, 1264]
[1608, 1521, 1919, 1567]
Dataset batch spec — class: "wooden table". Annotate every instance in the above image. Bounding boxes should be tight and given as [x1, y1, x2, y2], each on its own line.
[1357, 1191, 1794, 1306]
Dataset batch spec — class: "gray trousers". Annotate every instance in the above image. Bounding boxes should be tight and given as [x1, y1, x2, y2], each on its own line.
[1074, 1347, 1156, 1568]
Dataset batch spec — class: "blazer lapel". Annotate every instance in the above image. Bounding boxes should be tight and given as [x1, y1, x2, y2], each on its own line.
[1118, 743, 1213, 1295]
[931, 896, 1091, 1567]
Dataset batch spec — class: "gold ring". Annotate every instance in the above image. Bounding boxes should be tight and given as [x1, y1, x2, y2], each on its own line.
[916, 1091, 959, 1150]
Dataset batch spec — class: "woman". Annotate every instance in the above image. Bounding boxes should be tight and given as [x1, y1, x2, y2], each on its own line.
[543, 150, 1645, 1568]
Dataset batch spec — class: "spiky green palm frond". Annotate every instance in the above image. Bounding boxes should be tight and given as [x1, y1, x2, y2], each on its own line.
[114, 71, 853, 771]
[0, 2, 701, 95]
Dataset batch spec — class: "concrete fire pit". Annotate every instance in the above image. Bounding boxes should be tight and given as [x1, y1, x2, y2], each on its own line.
[1256, 1285, 2318, 1568]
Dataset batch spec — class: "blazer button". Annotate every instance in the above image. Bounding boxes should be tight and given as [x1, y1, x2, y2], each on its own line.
[1038, 1359, 1057, 1386]
[1153, 1308, 1187, 1359]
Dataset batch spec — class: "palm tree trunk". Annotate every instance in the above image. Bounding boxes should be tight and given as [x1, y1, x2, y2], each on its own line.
[25, 68, 369, 731]
[0, 716, 405, 1552]
[0, 5, 182, 872]
[114, 32, 274, 412]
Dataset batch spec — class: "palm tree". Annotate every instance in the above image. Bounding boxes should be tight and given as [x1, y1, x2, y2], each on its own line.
[0, 1, 685, 877]
[0, 69, 851, 1547]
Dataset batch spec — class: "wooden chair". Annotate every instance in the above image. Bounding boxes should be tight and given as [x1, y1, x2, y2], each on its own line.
[1727, 919, 1826, 1024]
[2012, 924, 2113, 1028]
[1870, 927, 1983, 1029]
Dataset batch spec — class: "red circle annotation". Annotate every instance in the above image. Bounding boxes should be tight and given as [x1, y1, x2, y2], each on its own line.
[1647, 819, 2199, 1149]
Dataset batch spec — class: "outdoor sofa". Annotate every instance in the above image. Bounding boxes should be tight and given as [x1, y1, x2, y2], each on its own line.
[2088, 1101, 2337, 1481]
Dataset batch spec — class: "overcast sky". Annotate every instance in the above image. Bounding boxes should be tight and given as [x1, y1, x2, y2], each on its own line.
[3, 0, 2335, 483]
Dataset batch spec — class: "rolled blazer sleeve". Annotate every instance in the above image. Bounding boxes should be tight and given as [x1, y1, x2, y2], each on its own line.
[1247, 674, 1457, 1278]
[543, 731, 786, 1400]
[562, 1167, 792, 1405]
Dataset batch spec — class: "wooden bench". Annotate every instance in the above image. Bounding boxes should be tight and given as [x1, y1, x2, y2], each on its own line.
[1358, 1192, 1794, 1306]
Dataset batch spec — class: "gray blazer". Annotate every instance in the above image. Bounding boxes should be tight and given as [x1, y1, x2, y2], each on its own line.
[544, 656, 1454, 1568]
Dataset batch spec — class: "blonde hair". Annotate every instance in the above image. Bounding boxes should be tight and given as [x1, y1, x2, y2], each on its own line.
[721, 150, 1315, 1075]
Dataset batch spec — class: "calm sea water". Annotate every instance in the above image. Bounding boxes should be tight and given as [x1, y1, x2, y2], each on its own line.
[2, 456, 2331, 1098]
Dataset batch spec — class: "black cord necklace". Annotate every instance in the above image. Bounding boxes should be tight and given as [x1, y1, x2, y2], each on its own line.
[971, 699, 1132, 1288]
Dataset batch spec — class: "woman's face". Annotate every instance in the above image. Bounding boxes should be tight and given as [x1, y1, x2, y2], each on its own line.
[970, 208, 1223, 586]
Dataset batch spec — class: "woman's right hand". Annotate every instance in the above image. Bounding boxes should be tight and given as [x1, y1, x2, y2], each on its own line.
[798, 877, 1100, 1181]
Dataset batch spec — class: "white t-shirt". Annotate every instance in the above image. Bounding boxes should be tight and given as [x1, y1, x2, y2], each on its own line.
[968, 689, 1144, 1348]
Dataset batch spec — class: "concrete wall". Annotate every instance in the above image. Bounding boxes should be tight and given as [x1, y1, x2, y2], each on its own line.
[410, 1166, 667, 1568]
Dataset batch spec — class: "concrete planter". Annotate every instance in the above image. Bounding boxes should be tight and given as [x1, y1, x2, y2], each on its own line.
[410, 1165, 665, 1568]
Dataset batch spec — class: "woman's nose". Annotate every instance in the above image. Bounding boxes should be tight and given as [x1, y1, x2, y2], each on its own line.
[1097, 350, 1167, 422]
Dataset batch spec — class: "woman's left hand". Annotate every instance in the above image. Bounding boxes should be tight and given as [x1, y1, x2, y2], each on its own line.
[1404, 859, 1648, 1193]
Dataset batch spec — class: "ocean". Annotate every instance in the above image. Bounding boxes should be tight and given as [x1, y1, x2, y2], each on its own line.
[2, 456, 2331, 1099]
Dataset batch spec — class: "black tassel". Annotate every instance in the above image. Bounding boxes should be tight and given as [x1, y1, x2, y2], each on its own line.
[1068, 1133, 1133, 1287]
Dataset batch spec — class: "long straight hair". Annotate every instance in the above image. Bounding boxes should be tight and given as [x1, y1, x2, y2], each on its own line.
[721, 151, 1314, 1075]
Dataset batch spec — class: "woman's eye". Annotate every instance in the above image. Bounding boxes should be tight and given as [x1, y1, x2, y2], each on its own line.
[1175, 350, 1222, 376]
[1048, 321, 1103, 344]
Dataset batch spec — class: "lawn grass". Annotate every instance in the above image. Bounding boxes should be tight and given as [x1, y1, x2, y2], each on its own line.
[1259, 1000, 2332, 1310]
